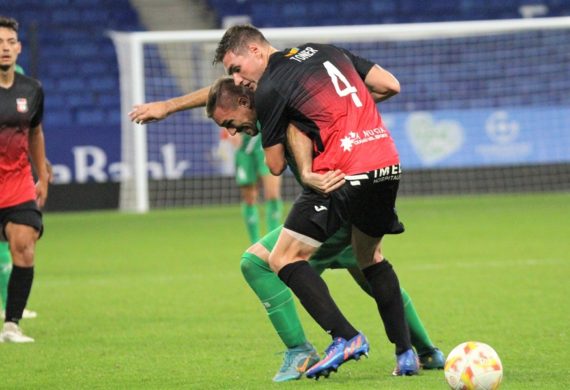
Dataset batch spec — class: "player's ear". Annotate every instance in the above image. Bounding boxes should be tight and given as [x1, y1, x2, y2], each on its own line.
[237, 95, 250, 108]
[248, 42, 260, 56]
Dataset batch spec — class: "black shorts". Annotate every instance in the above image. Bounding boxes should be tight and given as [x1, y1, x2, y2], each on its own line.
[331, 164, 403, 238]
[0, 200, 44, 241]
[283, 189, 344, 245]
[284, 173, 405, 244]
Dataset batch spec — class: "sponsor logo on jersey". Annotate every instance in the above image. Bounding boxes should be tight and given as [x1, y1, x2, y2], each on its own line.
[340, 128, 389, 152]
[284, 48, 299, 57]
[289, 47, 319, 63]
[314, 205, 327, 212]
[16, 98, 28, 113]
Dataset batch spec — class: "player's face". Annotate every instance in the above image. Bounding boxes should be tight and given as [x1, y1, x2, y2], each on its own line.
[212, 103, 258, 137]
[223, 45, 266, 91]
[0, 27, 21, 72]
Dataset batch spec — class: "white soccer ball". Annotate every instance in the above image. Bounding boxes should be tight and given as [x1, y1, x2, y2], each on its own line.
[444, 341, 503, 390]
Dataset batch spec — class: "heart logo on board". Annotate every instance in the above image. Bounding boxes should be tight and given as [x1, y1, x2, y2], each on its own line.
[405, 112, 465, 165]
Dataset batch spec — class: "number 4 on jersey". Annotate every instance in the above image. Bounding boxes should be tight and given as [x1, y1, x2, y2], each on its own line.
[323, 61, 363, 107]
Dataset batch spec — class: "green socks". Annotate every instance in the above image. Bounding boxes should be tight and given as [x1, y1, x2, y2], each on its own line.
[240, 252, 307, 348]
[401, 287, 435, 354]
[241, 203, 261, 244]
[265, 199, 283, 232]
[0, 242, 12, 310]
[241, 200, 283, 244]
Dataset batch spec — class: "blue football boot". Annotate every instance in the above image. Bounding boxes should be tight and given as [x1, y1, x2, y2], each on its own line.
[392, 348, 420, 376]
[305, 333, 369, 380]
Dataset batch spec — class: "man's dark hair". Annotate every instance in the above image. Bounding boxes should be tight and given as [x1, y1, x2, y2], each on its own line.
[213, 24, 268, 65]
[0, 16, 19, 33]
[206, 77, 254, 118]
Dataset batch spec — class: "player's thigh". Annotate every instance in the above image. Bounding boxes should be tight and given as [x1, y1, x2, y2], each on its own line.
[0, 200, 43, 243]
[309, 223, 354, 270]
[268, 227, 318, 272]
[257, 224, 284, 253]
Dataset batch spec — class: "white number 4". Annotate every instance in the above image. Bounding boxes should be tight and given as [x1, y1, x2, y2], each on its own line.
[323, 61, 363, 107]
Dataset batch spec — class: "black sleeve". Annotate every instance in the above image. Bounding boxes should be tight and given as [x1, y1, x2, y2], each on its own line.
[30, 83, 44, 128]
[255, 81, 289, 149]
[337, 46, 376, 81]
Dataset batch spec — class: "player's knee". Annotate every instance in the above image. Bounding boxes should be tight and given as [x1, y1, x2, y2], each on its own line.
[240, 253, 255, 279]
[240, 252, 271, 282]
[9, 240, 35, 267]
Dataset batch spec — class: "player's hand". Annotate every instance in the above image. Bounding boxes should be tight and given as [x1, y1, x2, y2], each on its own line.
[128, 101, 169, 124]
[35, 179, 49, 209]
[302, 169, 345, 196]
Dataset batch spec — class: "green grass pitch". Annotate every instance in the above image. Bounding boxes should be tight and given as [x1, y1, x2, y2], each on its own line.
[1, 192, 568, 389]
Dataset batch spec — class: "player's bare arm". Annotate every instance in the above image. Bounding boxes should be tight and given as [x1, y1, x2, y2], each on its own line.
[129, 86, 211, 124]
[365, 64, 400, 103]
[286, 123, 345, 195]
[28, 124, 49, 208]
[263, 143, 287, 176]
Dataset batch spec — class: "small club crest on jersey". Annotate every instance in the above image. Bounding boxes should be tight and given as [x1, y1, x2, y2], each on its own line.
[16, 98, 28, 113]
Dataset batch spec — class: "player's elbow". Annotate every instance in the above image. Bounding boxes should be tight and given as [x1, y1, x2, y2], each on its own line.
[382, 76, 400, 97]
[388, 79, 400, 96]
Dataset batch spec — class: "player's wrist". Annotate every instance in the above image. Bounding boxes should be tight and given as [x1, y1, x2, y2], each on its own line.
[164, 99, 179, 116]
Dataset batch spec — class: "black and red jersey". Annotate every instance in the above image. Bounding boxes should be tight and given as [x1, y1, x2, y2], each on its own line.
[0, 72, 44, 208]
[255, 43, 399, 175]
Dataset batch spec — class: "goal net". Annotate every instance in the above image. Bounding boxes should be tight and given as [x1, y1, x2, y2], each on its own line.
[111, 17, 570, 212]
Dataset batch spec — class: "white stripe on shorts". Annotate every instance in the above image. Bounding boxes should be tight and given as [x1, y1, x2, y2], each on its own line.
[345, 174, 369, 181]
[283, 228, 323, 248]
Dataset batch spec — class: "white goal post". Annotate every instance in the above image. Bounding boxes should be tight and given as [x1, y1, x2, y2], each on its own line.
[111, 16, 570, 213]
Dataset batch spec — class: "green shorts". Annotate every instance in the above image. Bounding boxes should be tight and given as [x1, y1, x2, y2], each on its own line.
[235, 135, 270, 186]
[259, 224, 358, 273]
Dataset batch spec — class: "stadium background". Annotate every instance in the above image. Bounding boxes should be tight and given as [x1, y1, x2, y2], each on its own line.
[3, 2, 570, 388]
[5, 0, 570, 211]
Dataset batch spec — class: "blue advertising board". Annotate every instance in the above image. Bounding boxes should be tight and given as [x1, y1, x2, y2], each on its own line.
[45, 107, 570, 184]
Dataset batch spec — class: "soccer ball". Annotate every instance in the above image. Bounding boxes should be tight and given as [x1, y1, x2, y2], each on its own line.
[444, 341, 503, 390]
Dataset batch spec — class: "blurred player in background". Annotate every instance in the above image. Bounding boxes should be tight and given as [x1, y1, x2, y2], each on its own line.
[130, 91, 282, 244]
[0, 63, 39, 321]
[0, 16, 49, 343]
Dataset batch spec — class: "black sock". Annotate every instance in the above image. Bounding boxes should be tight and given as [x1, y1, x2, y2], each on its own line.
[5, 265, 34, 325]
[362, 260, 412, 354]
[278, 261, 358, 340]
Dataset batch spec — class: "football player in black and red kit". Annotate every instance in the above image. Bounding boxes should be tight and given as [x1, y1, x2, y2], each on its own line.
[0, 16, 49, 343]
[214, 25, 420, 378]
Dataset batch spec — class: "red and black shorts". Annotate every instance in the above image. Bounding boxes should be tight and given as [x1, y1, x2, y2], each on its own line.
[0, 200, 44, 242]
